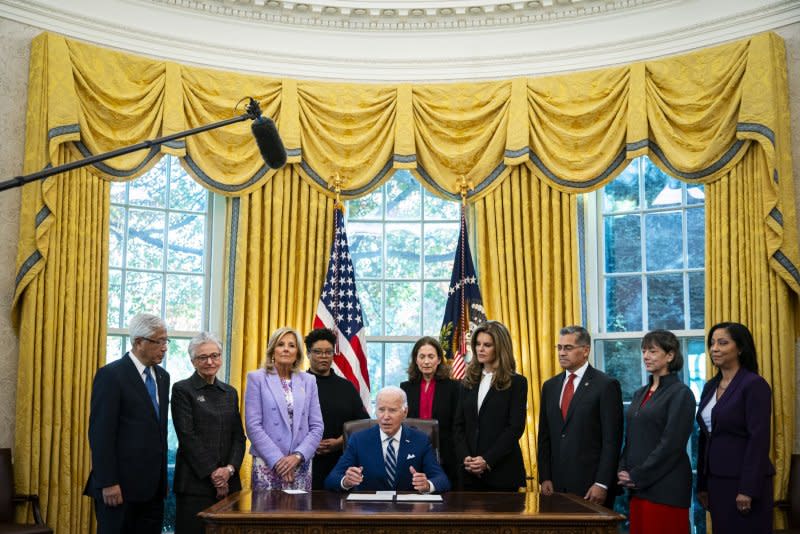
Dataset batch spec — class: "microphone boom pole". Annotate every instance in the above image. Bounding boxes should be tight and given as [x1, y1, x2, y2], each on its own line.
[0, 98, 269, 192]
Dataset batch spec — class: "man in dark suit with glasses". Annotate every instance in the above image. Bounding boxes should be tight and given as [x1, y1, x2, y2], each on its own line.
[84, 313, 171, 534]
[537, 325, 623, 509]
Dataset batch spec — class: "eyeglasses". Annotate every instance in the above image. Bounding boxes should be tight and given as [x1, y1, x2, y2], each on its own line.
[310, 349, 335, 357]
[193, 353, 222, 363]
[143, 337, 171, 346]
[556, 344, 587, 352]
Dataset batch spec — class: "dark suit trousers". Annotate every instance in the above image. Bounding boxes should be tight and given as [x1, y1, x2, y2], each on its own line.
[94, 496, 164, 534]
[176, 493, 217, 534]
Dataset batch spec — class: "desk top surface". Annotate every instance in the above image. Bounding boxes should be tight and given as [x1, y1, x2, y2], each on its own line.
[200, 490, 625, 523]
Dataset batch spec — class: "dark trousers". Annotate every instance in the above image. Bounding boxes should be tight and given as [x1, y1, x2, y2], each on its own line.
[94, 496, 164, 534]
[175, 493, 217, 534]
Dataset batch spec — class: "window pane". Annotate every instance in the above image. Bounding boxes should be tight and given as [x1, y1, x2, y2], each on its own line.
[687, 183, 705, 205]
[685, 337, 707, 402]
[169, 164, 207, 212]
[644, 159, 682, 208]
[105, 335, 125, 363]
[128, 159, 167, 208]
[124, 271, 163, 321]
[109, 206, 125, 268]
[647, 273, 684, 329]
[386, 170, 421, 220]
[606, 276, 643, 332]
[359, 281, 382, 335]
[604, 215, 641, 273]
[165, 274, 204, 331]
[163, 338, 195, 385]
[367, 342, 384, 407]
[349, 188, 383, 220]
[598, 339, 642, 402]
[167, 213, 206, 273]
[423, 281, 449, 336]
[687, 207, 705, 269]
[108, 269, 123, 328]
[645, 211, 683, 271]
[603, 160, 639, 213]
[689, 272, 704, 330]
[385, 343, 413, 390]
[385, 223, 421, 279]
[349, 222, 383, 278]
[126, 209, 166, 270]
[423, 223, 458, 278]
[110, 181, 127, 204]
[384, 282, 421, 336]
[424, 192, 460, 220]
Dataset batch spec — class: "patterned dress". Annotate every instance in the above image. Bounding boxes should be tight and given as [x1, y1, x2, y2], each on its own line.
[251, 376, 313, 491]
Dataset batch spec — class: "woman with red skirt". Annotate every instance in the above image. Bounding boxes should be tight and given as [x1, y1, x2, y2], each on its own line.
[617, 330, 696, 534]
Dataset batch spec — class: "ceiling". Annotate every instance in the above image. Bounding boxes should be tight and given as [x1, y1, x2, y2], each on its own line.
[0, 0, 798, 81]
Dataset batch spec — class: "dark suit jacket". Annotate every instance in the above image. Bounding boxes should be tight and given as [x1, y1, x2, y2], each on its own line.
[696, 369, 775, 497]
[84, 353, 170, 502]
[619, 373, 696, 508]
[453, 374, 528, 491]
[400, 378, 459, 481]
[537, 365, 623, 504]
[171, 372, 246, 498]
[324, 424, 451, 493]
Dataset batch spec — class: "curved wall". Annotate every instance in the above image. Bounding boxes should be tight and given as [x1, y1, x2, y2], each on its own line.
[0, 3, 798, 451]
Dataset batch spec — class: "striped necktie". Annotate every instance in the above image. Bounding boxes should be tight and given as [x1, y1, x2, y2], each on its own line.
[384, 437, 397, 489]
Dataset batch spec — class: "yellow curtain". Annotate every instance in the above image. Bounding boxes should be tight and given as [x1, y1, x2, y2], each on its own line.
[13, 152, 108, 533]
[474, 166, 580, 489]
[223, 165, 334, 486]
[12, 29, 799, 532]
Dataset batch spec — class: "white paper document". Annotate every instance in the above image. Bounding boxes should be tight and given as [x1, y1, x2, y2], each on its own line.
[395, 494, 443, 502]
[282, 489, 308, 494]
[346, 492, 396, 501]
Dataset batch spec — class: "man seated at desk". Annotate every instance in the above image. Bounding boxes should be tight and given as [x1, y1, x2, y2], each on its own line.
[324, 386, 451, 493]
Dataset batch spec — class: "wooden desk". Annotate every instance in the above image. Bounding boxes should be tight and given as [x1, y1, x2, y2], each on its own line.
[200, 490, 625, 533]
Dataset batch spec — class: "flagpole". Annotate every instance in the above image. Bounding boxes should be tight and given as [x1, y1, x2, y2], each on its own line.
[457, 176, 473, 374]
[328, 173, 345, 355]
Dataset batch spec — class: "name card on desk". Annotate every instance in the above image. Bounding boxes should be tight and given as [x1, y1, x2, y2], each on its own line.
[347, 492, 395, 501]
[396, 494, 443, 502]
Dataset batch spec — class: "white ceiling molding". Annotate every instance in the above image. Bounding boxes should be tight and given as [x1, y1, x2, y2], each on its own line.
[140, 0, 671, 31]
[0, 0, 797, 81]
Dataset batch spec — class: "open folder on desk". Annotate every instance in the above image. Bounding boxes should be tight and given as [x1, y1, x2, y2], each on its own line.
[395, 494, 443, 502]
[346, 491, 395, 501]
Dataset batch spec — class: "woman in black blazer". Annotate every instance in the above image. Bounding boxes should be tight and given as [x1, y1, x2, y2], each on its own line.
[617, 330, 695, 534]
[400, 336, 460, 487]
[172, 332, 246, 534]
[453, 321, 528, 491]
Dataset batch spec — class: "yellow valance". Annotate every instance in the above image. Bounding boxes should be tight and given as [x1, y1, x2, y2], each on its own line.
[16, 31, 799, 310]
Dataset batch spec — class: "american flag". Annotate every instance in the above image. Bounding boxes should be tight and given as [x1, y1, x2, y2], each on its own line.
[439, 205, 486, 379]
[313, 205, 371, 409]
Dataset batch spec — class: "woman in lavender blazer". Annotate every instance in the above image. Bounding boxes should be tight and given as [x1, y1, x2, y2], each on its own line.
[245, 327, 323, 491]
[696, 322, 775, 533]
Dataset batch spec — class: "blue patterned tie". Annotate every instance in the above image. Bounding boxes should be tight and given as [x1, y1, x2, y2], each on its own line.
[144, 367, 159, 419]
[385, 437, 397, 489]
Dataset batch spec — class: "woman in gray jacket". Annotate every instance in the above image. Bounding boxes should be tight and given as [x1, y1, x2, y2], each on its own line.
[617, 330, 696, 534]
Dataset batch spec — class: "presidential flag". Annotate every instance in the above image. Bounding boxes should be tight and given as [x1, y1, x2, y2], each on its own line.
[313, 205, 371, 409]
[439, 205, 486, 379]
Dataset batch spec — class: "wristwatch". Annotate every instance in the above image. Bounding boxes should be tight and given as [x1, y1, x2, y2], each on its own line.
[293, 452, 304, 462]
[227, 465, 235, 476]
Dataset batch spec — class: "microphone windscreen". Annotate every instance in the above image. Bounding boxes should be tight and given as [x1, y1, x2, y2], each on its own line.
[251, 116, 288, 169]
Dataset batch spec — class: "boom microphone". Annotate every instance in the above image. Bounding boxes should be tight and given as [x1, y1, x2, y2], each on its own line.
[251, 116, 287, 169]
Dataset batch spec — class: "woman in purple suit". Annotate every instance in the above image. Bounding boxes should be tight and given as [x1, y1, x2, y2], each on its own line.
[245, 327, 323, 491]
[696, 322, 775, 533]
